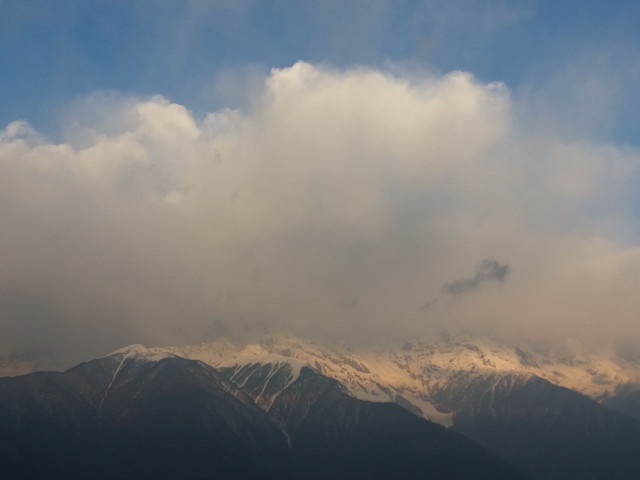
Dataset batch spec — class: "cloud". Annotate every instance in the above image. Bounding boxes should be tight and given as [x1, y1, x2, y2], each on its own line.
[442, 259, 509, 296]
[1, 61, 640, 363]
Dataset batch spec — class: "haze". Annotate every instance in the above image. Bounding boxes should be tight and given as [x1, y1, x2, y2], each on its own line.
[1, 1, 640, 364]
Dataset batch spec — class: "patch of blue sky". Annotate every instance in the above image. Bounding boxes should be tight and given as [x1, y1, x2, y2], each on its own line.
[0, 1, 638, 145]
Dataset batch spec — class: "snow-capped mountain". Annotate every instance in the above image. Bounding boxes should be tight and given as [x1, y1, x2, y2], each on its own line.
[3, 330, 639, 425]
[0, 345, 531, 480]
[104, 343, 178, 362]
[164, 331, 640, 480]
[4, 337, 640, 480]
[167, 330, 640, 426]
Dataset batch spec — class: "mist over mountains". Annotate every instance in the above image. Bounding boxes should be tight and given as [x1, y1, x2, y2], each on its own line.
[2, 62, 640, 366]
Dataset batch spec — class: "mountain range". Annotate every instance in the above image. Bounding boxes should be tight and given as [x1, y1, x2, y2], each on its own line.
[0, 344, 529, 479]
[2, 331, 640, 479]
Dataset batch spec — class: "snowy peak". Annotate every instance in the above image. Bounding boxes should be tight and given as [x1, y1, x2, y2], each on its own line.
[165, 330, 640, 427]
[4, 330, 640, 429]
[104, 344, 177, 363]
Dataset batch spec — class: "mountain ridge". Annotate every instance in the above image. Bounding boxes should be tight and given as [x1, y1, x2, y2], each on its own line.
[0, 348, 532, 480]
[164, 330, 640, 425]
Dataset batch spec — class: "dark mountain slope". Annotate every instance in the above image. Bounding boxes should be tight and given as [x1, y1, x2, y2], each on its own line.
[601, 383, 640, 421]
[269, 367, 531, 480]
[434, 374, 640, 480]
[0, 352, 291, 480]
[0, 369, 102, 479]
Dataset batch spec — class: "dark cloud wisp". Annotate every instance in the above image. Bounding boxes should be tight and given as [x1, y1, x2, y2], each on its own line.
[441, 259, 510, 296]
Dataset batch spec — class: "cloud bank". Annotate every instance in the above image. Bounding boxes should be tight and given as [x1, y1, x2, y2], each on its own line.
[1, 62, 639, 361]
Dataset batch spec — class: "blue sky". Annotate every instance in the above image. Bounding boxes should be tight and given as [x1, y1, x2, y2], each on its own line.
[2, 1, 639, 144]
[2, 1, 640, 359]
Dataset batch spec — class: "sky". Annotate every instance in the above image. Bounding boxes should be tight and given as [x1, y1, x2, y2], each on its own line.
[1, 0, 640, 363]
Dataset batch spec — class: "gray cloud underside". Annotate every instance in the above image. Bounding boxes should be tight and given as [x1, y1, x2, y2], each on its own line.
[1, 62, 640, 362]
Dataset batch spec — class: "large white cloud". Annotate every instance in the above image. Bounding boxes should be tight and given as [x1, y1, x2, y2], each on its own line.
[1, 62, 639, 362]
